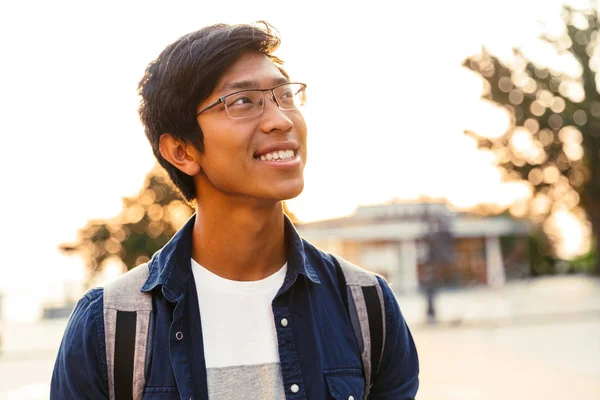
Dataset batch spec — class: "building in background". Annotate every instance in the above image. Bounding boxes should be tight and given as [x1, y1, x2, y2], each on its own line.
[0, 292, 3, 352]
[297, 202, 530, 293]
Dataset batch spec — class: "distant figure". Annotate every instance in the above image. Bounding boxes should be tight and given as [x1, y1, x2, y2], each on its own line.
[50, 22, 418, 399]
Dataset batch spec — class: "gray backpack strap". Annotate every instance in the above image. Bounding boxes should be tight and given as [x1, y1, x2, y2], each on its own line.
[334, 255, 386, 399]
[104, 263, 152, 400]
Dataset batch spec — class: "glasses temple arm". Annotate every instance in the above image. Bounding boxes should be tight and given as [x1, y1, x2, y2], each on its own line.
[196, 98, 223, 116]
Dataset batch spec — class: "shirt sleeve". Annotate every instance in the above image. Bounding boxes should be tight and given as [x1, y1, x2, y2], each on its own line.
[369, 276, 419, 399]
[50, 288, 109, 400]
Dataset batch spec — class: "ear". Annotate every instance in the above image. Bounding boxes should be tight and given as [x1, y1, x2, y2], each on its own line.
[158, 134, 201, 176]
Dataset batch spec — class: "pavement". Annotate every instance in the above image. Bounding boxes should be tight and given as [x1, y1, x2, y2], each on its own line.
[395, 274, 600, 400]
[0, 274, 599, 399]
[394, 274, 600, 328]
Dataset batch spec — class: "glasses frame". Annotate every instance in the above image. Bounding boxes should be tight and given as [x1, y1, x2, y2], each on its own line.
[195, 82, 307, 119]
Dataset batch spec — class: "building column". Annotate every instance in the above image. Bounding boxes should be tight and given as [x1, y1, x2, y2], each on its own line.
[394, 240, 419, 293]
[485, 236, 506, 287]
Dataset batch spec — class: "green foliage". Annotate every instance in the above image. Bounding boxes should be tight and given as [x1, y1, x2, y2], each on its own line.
[565, 245, 597, 273]
[527, 231, 557, 276]
[463, 4, 600, 273]
[60, 166, 194, 276]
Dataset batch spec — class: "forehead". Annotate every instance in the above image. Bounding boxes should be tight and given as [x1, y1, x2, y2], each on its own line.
[214, 51, 288, 95]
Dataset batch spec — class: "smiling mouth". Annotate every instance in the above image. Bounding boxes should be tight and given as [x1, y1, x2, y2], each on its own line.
[255, 149, 297, 162]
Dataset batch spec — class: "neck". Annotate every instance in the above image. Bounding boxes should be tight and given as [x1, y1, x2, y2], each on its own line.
[191, 200, 287, 281]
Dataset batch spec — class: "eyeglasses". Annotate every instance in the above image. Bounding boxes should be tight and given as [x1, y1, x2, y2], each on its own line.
[196, 82, 307, 120]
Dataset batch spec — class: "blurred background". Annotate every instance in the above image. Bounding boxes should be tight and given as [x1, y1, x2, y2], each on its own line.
[1, 0, 599, 398]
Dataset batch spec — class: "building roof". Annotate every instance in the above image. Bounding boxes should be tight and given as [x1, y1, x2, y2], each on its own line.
[297, 203, 530, 241]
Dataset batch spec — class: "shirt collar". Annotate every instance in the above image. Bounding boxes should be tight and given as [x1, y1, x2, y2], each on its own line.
[141, 213, 195, 302]
[141, 213, 320, 302]
[281, 214, 321, 290]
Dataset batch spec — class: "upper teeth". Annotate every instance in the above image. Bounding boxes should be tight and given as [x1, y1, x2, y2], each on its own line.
[259, 150, 295, 161]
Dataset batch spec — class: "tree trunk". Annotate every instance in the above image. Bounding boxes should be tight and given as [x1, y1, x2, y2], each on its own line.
[595, 227, 600, 276]
[581, 125, 600, 275]
[585, 194, 600, 275]
[591, 205, 600, 276]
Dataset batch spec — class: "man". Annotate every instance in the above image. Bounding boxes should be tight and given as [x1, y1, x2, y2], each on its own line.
[51, 22, 419, 399]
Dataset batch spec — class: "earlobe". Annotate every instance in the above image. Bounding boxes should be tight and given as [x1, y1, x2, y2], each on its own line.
[158, 134, 201, 176]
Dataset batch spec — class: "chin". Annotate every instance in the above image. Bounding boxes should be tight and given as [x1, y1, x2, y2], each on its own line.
[269, 180, 305, 201]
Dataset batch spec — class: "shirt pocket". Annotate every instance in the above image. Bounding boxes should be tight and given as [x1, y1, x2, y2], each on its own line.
[142, 386, 179, 399]
[324, 368, 365, 400]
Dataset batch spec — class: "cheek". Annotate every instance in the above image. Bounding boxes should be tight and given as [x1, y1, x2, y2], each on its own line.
[293, 114, 308, 140]
[199, 124, 255, 175]
[202, 122, 251, 154]
[297, 120, 308, 161]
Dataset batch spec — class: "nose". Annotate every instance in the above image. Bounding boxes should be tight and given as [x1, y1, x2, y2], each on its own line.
[259, 92, 293, 134]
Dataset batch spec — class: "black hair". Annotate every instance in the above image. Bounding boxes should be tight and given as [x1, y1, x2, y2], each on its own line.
[138, 21, 283, 202]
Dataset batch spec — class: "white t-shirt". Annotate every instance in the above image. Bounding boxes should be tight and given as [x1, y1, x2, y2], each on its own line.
[191, 258, 287, 399]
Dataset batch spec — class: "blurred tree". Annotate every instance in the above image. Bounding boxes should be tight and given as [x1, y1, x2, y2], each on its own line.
[60, 165, 194, 277]
[60, 164, 302, 279]
[464, 4, 600, 274]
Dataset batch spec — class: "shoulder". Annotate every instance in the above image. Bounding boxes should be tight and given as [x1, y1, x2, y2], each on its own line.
[69, 287, 105, 329]
[104, 263, 152, 311]
[372, 275, 420, 394]
[84, 286, 104, 302]
[64, 287, 106, 351]
[51, 287, 109, 397]
[301, 238, 335, 266]
[374, 276, 402, 324]
[302, 237, 384, 285]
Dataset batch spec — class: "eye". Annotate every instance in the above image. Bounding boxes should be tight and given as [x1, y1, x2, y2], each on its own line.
[224, 90, 264, 109]
[227, 94, 255, 107]
[279, 87, 294, 99]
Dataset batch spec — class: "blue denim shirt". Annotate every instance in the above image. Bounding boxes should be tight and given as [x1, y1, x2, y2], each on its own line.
[51, 216, 419, 399]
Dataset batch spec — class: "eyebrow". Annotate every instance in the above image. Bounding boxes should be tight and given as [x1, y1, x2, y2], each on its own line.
[218, 76, 290, 94]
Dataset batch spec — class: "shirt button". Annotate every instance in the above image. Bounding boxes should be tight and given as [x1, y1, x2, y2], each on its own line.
[290, 384, 299, 393]
[280, 318, 289, 327]
[175, 331, 184, 340]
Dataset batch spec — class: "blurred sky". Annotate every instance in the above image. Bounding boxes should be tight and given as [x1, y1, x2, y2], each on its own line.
[0, 0, 593, 320]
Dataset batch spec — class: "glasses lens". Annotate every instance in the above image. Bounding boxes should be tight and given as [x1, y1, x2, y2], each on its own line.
[274, 83, 307, 110]
[224, 90, 264, 119]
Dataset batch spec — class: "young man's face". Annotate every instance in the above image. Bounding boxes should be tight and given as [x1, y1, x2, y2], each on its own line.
[194, 51, 307, 204]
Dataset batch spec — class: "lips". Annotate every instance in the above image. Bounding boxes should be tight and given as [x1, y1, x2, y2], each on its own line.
[256, 149, 296, 161]
[254, 140, 299, 161]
